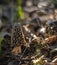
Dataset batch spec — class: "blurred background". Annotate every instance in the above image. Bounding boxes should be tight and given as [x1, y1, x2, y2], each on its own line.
[0, 0, 57, 65]
[0, 0, 57, 49]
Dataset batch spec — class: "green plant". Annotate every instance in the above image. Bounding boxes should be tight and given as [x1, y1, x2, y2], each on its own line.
[17, 0, 24, 20]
